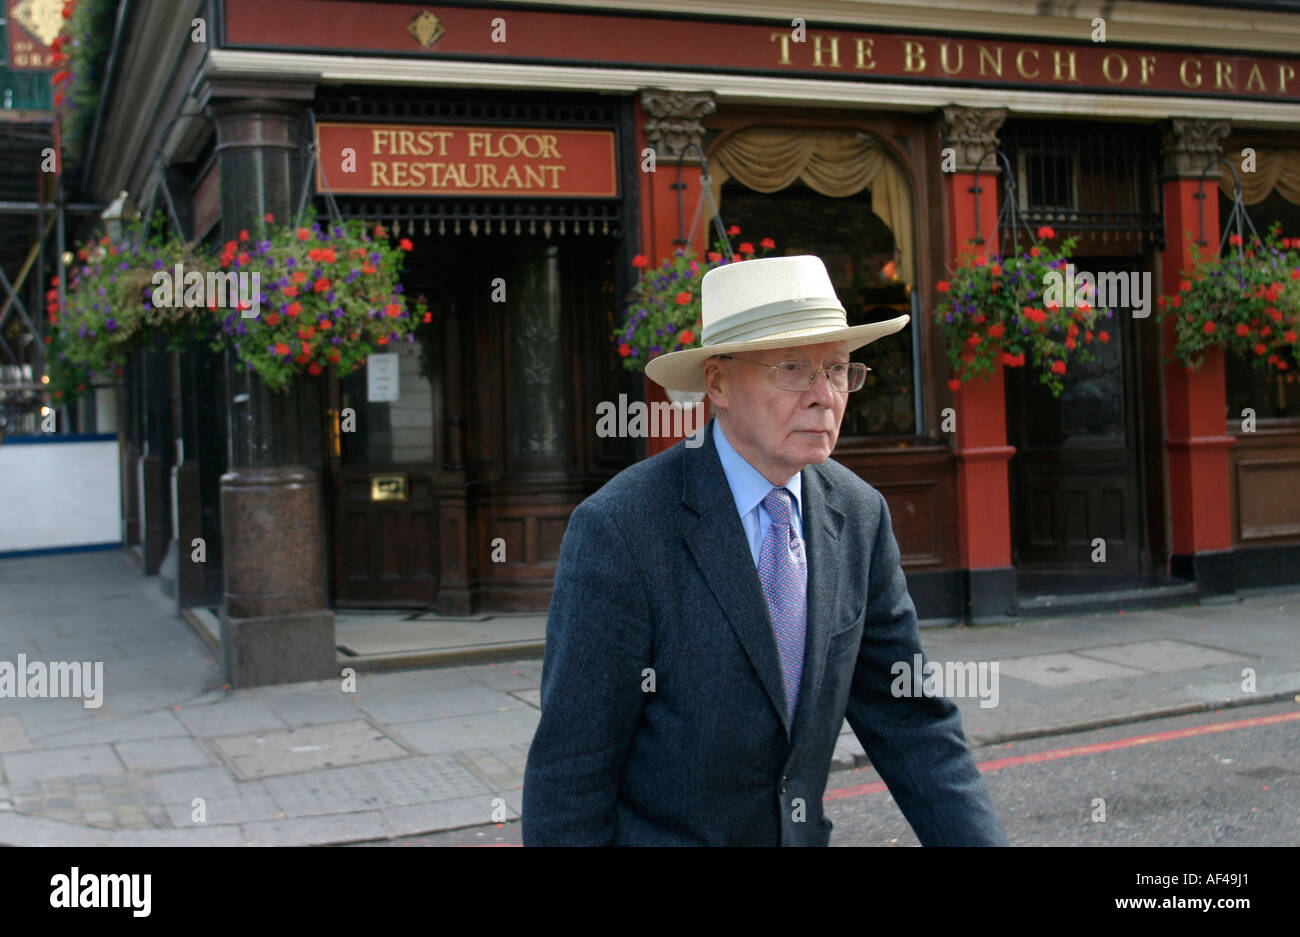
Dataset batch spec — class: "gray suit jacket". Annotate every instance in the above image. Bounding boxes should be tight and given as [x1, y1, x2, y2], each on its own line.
[522, 419, 1007, 845]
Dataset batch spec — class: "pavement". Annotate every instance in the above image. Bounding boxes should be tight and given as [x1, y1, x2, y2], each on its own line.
[1, 550, 1297, 846]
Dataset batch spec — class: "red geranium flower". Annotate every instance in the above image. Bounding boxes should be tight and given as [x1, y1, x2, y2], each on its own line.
[313, 278, 331, 293]
[739, 242, 755, 255]
[618, 343, 631, 357]
[308, 363, 323, 376]
[264, 213, 274, 223]
[423, 311, 433, 323]
[947, 378, 962, 391]
[679, 329, 695, 345]
[319, 319, 332, 330]
[676, 291, 692, 305]
[760, 238, 776, 249]
[966, 334, 982, 347]
[1051, 360, 1067, 374]
[1098, 330, 1109, 342]
[707, 251, 722, 263]
[632, 254, 649, 268]
[1037, 226, 1056, 240]
[727, 225, 741, 236]
[936, 281, 950, 293]
[385, 303, 402, 318]
[1236, 323, 1250, 337]
[275, 342, 291, 356]
[297, 228, 311, 241]
[1228, 233, 1243, 246]
[287, 302, 302, 317]
[239, 229, 249, 242]
[399, 238, 414, 251]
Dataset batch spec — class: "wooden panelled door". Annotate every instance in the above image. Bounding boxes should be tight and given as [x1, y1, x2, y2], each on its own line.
[1005, 256, 1148, 574]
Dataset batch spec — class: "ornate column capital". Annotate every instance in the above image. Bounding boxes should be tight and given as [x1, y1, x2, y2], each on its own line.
[940, 106, 1007, 173]
[1160, 118, 1231, 178]
[640, 89, 716, 162]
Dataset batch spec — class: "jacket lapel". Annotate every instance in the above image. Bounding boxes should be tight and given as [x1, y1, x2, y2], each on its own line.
[790, 461, 845, 744]
[682, 421, 793, 734]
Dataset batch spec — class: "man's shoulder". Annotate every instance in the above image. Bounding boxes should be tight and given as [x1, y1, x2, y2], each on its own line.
[578, 440, 688, 520]
[810, 455, 886, 513]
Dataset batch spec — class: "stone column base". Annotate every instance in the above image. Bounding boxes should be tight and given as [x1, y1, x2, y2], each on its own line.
[220, 609, 337, 687]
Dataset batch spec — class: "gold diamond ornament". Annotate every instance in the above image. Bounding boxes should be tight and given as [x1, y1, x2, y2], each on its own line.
[408, 10, 445, 48]
[13, 0, 65, 47]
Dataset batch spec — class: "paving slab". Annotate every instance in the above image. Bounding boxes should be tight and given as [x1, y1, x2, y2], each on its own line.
[356, 685, 524, 724]
[114, 737, 213, 772]
[1075, 639, 1248, 673]
[387, 708, 540, 755]
[2, 744, 124, 785]
[174, 697, 289, 737]
[0, 715, 32, 752]
[382, 792, 519, 837]
[996, 651, 1150, 687]
[209, 720, 409, 780]
[261, 754, 489, 818]
[239, 810, 391, 847]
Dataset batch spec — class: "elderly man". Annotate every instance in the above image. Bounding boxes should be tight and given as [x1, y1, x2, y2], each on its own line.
[522, 255, 1006, 846]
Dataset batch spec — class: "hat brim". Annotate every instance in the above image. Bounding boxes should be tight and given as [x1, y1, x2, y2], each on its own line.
[643, 314, 911, 392]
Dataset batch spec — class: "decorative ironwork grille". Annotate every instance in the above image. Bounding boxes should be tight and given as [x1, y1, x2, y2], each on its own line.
[998, 120, 1165, 250]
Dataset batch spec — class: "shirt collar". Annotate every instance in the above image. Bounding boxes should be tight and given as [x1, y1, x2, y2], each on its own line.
[712, 420, 803, 522]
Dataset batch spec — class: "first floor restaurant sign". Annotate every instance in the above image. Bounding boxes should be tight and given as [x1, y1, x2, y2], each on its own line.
[315, 122, 618, 198]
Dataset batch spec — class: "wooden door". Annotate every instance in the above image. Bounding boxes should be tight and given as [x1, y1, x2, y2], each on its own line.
[1005, 256, 1147, 573]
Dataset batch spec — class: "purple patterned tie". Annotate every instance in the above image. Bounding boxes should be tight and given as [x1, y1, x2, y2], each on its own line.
[758, 487, 807, 721]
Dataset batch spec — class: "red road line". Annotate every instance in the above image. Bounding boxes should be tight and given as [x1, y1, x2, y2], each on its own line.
[824, 709, 1300, 801]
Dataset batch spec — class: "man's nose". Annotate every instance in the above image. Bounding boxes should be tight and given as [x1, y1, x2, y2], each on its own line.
[805, 369, 837, 405]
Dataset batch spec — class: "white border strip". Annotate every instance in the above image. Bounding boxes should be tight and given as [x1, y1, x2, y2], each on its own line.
[205, 49, 1300, 125]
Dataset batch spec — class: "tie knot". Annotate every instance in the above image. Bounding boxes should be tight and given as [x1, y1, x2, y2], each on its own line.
[762, 487, 794, 527]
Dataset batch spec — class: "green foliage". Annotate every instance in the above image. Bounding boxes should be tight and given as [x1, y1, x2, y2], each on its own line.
[210, 215, 425, 392]
[933, 227, 1103, 397]
[1157, 226, 1300, 374]
[614, 229, 777, 373]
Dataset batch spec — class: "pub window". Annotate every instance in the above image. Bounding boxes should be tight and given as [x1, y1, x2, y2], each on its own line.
[705, 126, 921, 438]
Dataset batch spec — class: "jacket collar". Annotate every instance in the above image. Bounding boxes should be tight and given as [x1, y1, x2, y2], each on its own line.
[682, 419, 846, 739]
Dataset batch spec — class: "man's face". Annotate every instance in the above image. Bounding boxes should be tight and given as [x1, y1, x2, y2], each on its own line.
[704, 340, 852, 486]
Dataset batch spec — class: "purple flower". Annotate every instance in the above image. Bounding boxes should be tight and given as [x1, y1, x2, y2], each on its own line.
[665, 323, 675, 332]
[105, 318, 117, 331]
[650, 344, 662, 356]
[237, 323, 247, 336]
[286, 257, 296, 267]
[945, 313, 955, 323]
[394, 284, 404, 294]
[119, 261, 130, 270]
[153, 259, 165, 270]
[1027, 289, 1038, 299]
[331, 336, 343, 345]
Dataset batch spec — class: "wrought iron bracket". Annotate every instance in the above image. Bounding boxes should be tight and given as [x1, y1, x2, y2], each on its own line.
[673, 141, 732, 256]
[969, 148, 1038, 256]
[1195, 158, 1259, 255]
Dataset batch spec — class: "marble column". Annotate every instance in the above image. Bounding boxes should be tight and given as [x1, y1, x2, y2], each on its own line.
[205, 87, 335, 686]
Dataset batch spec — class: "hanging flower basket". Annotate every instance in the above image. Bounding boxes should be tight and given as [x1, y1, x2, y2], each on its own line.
[47, 221, 201, 404]
[1157, 227, 1300, 373]
[209, 214, 428, 392]
[615, 227, 777, 371]
[934, 227, 1103, 397]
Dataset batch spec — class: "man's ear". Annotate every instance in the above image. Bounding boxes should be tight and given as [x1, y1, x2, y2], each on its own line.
[704, 358, 728, 413]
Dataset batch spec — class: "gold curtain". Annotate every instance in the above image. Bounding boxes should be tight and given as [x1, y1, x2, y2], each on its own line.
[706, 127, 916, 285]
[1218, 149, 1300, 206]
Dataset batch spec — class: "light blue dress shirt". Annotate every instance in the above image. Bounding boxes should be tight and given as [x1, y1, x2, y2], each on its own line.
[712, 420, 804, 568]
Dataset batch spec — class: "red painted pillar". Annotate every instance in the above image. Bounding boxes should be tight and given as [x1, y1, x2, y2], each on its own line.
[946, 167, 1017, 621]
[939, 106, 1016, 622]
[1160, 163, 1236, 599]
[634, 93, 712, 457]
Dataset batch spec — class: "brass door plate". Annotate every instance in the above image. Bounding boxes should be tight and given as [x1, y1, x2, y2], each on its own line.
[370, 473, 409, 502]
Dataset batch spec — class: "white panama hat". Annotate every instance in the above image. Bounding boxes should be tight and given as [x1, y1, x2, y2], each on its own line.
[643, 254, 910, 392]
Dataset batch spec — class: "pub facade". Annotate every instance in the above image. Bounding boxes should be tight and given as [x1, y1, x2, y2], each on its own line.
[68, 0, 1300, 685]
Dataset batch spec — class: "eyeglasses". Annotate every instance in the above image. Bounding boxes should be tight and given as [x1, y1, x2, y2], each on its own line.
[714, 355, 870, 393]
